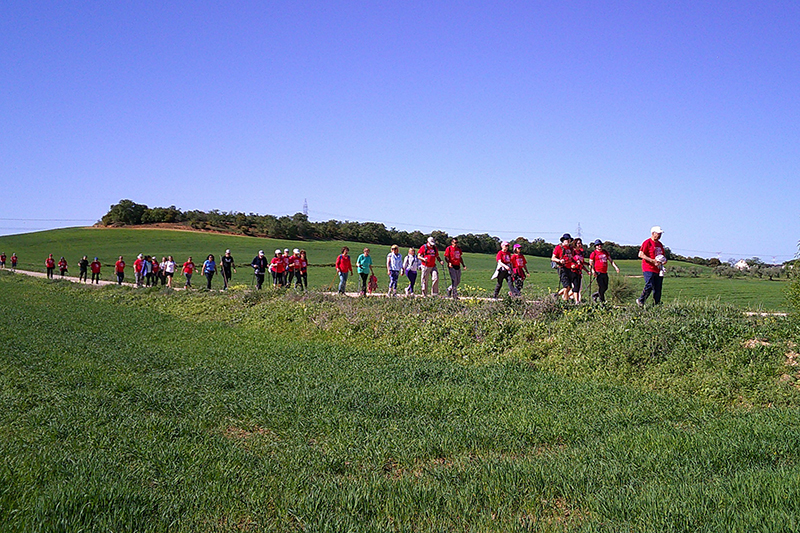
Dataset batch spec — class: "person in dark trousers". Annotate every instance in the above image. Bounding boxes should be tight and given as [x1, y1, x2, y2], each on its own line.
[45, 254, 55, 279]
[251, 250, 268, 290]
[637, 226, 667, 306]
[58, 257, 68, 277]
[589, 240, 619, 303]
[298, 250, 308, 291]
[78, 256, 89, 282]
[90, 257, 102, 284]
[221, 249, 236, 290]
[202, 254, 216, 290]
[115, 256, 125, 284]
[493, 241, 518, 298]
[551, 234, 574, 301]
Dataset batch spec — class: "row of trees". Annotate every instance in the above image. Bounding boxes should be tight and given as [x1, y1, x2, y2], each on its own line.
[99, 199, 665, 259]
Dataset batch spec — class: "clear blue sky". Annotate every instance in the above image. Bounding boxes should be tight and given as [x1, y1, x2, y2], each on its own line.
[2, 1, 798, 262]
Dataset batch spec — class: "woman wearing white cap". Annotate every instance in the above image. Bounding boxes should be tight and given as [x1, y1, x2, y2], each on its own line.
[637, 226, 666, 306]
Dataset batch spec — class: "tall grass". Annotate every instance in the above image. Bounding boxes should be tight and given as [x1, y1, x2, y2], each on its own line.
[2, 273, 800, 531]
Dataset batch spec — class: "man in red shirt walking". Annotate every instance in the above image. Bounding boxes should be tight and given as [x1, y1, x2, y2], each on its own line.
[637, 226, 666, 306]
[444, 238, 467, 299]
[417, 237, 443, 297]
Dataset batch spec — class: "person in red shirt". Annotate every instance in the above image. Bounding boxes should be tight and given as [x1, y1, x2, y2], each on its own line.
[298, 250, 308, 291]
[493, 241, 518, 298]
[58, 257, 68, 278]
[589, 240, 619, 303]
[270, 249, 286, 288]
[444, 237, 467, 299]
[90, 257, 102, 284]
[133, 254, 144, 287]
[637, 226, 666, 306]
[417, 237, 443, 297]
[10, 253, 17, 271]
[335, 247, 353, 294]
[287, 248, 303, 289]
[183, 256, 195, 288]
[570, 238, 588, 303]
[115, 256, 126, 285]
[510, 244, 529, 294]
[45, 254, 56, 279]
[551, 234, 575, 301]
[151, 257, 161, 286]
[0, 252, 5, 269]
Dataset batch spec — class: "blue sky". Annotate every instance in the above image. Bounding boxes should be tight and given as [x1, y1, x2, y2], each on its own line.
[2, 1, 798, 262]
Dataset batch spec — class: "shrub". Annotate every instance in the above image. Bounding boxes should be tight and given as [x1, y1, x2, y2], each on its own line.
[605, 275, 636, 304]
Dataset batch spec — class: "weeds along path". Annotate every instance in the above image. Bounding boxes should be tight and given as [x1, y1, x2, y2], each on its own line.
[2, 273, 800, 531]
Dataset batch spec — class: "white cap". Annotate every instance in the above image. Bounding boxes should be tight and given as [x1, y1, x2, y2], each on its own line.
[651, 226, 664, 234]
[258, 250, 264, 255]
[427, 237, 435, 245]
[137, 254, 143, 259]
[284, 248, 289, 252]
[225, 249, 230, 254]
[275, 249, 282, 254]
[293, 248, 300, 254]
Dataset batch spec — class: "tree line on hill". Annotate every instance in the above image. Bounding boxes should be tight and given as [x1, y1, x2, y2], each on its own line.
[101, 199, 685, 261]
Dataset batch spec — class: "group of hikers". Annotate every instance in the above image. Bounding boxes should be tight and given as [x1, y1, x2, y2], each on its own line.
[19, 226, 666, 305]
[550, 226, 667, 306]
[0, 252, 18, 271]
[334, 236, 530, 299]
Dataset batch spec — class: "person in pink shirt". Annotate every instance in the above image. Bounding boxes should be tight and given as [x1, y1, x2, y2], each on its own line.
[335, 247, 353, 294]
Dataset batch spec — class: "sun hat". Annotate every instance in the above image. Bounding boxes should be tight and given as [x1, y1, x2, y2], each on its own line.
[561, 233, 572, 242]
[513, 244, 522, 249]
[651, 226, 664, 234]
[427, 237, 435, 245]
[501, 241, 509, 247]
[593, 239, 602, 246]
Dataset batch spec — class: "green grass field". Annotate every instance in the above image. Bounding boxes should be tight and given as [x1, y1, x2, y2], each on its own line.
[0, 227, 790, 311]
[1, 273, 800, 531]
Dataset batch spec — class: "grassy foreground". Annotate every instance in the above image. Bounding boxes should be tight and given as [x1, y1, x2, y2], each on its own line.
[2, 272, 800, 531]
[0, 227, 790, 311]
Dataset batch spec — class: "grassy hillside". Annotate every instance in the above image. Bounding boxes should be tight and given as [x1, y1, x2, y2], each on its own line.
[0, 227, 790, 310]
[1, 273, 799, 531]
